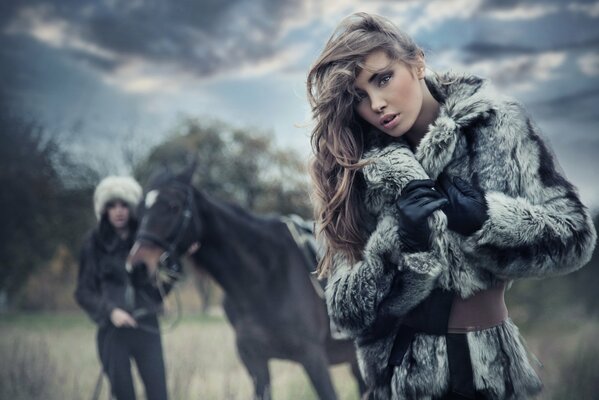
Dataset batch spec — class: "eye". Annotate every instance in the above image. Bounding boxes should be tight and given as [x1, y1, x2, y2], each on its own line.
[378, 73, 392, 87]
[168, 202, 181, 212]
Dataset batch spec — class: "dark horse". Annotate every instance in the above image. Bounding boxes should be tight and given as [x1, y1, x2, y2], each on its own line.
[127, 167, 365, 400]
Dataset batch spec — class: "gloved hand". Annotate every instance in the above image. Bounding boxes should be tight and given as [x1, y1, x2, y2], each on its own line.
[437, 173, 488, 236]
[396, 180, 448, 253]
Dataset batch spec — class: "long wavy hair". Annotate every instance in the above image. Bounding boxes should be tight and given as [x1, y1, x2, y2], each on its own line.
[307, 12, 425, 277]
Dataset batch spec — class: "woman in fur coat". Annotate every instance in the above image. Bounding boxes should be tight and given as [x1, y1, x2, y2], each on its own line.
[75, 176, 169, 400]
[307, 12, 596, 400]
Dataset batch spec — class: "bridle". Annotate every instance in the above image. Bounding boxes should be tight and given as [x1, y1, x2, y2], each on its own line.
[136, 181, 201, 277]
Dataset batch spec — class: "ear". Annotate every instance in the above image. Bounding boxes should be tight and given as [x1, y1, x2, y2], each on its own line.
[416, 51, 426, 80]
[180, 154, 198, 184]
[147, 166, 173, 191]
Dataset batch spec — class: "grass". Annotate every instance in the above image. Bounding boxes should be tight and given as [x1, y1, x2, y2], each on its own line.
[0, 312, 359, 400]
[1, 311, 598, 399]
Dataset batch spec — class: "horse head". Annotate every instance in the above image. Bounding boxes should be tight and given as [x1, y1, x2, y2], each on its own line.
[127, 161, 202, 278]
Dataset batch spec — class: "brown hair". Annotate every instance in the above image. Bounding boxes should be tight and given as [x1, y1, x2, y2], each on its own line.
[307, 12, 424, 277]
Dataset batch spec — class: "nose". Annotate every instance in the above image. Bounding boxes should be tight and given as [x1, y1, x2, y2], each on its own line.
[370, 94, 386, 113]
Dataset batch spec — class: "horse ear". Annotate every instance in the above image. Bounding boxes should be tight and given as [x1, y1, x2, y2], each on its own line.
[147, 165, 173, 190]
[180, 153, 198, 184]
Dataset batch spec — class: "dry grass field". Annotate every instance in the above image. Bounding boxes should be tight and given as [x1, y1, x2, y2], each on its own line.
[0, 312, 360, 400]
[1, 310, 598, 400]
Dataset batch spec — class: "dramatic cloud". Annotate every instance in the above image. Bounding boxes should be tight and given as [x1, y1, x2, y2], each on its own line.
[2, 0, 598, 206]
[433, 48, 567, 95]
[579, 52, 599, 76]
[3, 0, 306, 81]
[407, 0, 483, 33]
[530, 88, 599, 123]
[482, 3, 560, 20]
[568, 1, 599, 17]
[462, 37, 599, 63]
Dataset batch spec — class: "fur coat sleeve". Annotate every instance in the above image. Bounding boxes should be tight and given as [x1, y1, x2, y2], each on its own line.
[74, 231, 117, 326]
[325, 141, 456, 392]
[406, 72, 596, 281]
[459, 100, 596, 279]
[326, 142, 449, 338]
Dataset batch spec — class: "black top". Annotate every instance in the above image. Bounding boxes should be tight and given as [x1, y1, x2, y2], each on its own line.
[74, 218, 167, 327]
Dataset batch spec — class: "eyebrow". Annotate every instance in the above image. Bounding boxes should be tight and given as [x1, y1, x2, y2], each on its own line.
[367, 67, 390, 84]
[368, 72, 381, 84]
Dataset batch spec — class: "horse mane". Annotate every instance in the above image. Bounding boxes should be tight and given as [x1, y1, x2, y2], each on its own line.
[198, 189, 284, 236]
[146, 166, 287, 244]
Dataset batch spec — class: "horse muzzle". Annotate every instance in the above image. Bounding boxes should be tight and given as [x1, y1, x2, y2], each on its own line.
[127, 240, 164, 275]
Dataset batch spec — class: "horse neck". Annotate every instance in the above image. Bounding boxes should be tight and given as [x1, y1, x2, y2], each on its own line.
[191, 190, 276, 296]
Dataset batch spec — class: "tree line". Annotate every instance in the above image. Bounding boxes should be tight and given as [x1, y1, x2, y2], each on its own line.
[1, 102, 599, 322]
[0, 106, 312, 309]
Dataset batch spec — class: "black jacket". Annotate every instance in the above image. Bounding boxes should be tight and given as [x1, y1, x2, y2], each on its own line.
[74, 218, 167, 327]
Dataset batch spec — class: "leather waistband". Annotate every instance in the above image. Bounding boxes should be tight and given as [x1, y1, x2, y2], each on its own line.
[447, 282, 508, 333]
[389, 284, 508, 398]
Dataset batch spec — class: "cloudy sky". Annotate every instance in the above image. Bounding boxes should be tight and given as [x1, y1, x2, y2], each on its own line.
[2, 0, 599, 208]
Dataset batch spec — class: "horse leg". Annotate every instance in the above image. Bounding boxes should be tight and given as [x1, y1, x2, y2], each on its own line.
[325, 335, 367, 398]
[192, 267, 212, 314]
[237, 342, 271, 400]
[299, 346, 338, 400]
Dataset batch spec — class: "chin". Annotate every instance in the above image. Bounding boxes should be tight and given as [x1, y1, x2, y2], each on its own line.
[385, 129, 407, 138]
[112, 221, 128, 230]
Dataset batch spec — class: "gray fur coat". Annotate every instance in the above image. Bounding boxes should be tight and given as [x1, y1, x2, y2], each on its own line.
[325, 71, 597, 399]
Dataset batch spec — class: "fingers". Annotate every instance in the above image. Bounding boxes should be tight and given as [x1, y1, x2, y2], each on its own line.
[399, 184, 447, 218]
[123, 314, 137, 328]
[402, 181, 443, 198]
[397, 194, 445, 212]
[450, 176, 472, 196]
[436, 172, 460, 197]
[439, 173, 481, 199]
[111, 309, 137, 328]
[415, 197, 449, 217]
[401, 196, 448, 222]
[401, 185, 444, 205]
[403, 179, 436, 194]
[453, 177, 484, 202]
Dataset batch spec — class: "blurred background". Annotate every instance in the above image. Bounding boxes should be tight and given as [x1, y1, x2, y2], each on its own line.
[1, 0, 598, 399]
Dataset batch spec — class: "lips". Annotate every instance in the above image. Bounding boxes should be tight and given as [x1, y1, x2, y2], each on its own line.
[380, 113, 399, 129]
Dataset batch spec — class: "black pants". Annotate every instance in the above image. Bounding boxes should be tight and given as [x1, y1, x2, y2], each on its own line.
[97, 316, 168, 400]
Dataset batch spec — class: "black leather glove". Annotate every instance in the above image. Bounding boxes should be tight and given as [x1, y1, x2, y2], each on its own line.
[396, 180, 448, 253]
[437, 173, 489, 236]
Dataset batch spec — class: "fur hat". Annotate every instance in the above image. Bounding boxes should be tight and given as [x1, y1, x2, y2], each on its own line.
[94, 176, 142, 220]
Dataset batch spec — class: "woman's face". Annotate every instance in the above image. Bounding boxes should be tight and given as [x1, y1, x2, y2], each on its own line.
[353, 50, 425, 138]
[106, 200, 130, 230]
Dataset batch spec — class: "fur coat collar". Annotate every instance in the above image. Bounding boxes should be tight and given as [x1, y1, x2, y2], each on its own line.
[363, 70, 499, 185]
